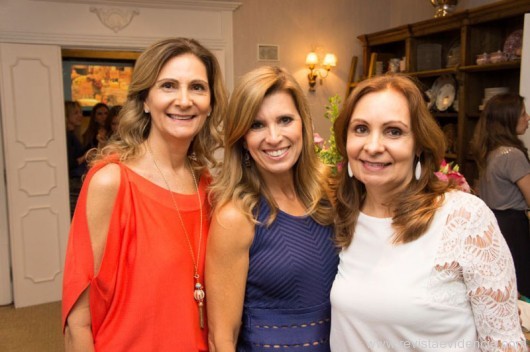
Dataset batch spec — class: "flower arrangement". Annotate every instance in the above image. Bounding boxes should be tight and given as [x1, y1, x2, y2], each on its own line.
[435, 160, 471, 193]
[314, 95, 343, 175]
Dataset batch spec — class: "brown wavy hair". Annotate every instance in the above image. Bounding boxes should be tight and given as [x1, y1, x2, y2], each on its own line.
[91, 37, 228, 173]
[471, 93, 528, 174]
[210, 66, 334, 226]
[333, 74, 454, 246]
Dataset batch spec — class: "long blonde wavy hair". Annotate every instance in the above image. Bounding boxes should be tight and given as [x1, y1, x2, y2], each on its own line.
[91, 37, 228, 173]
[210, 66, 334, 226]
[333, 74, 454, 246]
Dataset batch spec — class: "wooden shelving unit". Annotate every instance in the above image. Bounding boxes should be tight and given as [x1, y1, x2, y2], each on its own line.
[350, 0, 530, 184]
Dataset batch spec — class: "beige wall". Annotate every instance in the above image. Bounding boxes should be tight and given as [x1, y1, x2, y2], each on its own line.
[233, 0, 498, 139]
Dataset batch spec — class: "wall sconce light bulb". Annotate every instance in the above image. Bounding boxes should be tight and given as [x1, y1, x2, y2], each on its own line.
[305, 51, 336, 92]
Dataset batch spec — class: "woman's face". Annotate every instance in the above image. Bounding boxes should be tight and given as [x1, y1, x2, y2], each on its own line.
[111, 114, 120, 133]
[346, 88, 416, 196]
[515, 102, 529, 135]
[94, 106, 109, 125]
[144, 53, 211, 143]
[67, 105, 83, 127]
[243, 91, 303, 180]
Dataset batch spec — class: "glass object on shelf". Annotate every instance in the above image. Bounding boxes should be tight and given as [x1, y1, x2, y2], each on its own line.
[489, 50, 507, 64]
[476, 53, 490, 65]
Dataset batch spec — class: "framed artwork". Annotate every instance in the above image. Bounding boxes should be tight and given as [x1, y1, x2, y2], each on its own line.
[257, 44, 279, 61]
[62, 50, 138, 111]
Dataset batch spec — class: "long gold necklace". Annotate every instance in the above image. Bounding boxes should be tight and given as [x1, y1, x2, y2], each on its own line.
[146, 142, 205, 329]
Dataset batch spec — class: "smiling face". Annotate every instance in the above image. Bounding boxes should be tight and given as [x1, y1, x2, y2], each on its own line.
[144, 53, 211, 143]
[66, 104, 83, 129]
[243, 91, 303, 180]
[346, 88, 416, 197]
[516, 102, 530, 135]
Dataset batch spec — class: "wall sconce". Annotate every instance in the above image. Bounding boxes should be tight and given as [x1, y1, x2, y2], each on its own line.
[306, 52, 337, 92]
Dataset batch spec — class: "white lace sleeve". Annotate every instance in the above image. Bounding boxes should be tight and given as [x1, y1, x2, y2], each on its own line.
[452, 193, 526, 351]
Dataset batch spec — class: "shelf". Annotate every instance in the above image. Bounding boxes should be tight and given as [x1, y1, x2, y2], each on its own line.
[407, 67, 457, 78]
[352, 0, 527, 183]
[460, 61, 520, 72]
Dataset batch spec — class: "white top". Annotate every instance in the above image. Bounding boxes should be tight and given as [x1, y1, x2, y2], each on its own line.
[330, 191, 525, 351]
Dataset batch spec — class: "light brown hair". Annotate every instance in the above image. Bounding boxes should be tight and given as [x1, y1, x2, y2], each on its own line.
[210, 66, 333, 226]
[471, 93, 528, 173]
[333, 74, 454, 246]
[92, 37, 228, 173]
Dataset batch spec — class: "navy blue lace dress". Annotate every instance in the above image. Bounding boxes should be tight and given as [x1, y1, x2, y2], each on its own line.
[237, 199, 339, 351]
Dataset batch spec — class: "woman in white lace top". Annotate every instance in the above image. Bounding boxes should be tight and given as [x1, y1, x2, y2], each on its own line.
[330, 74, 526, 351]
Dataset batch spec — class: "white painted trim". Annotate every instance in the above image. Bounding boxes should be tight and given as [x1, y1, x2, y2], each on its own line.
[30, 0, 242, 11]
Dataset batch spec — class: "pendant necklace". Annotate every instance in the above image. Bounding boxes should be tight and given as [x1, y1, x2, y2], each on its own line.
[147, 142, 206, 329]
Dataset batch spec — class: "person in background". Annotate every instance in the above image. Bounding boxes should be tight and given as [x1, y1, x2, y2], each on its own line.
[62, 37, 227, 351]
[206, 66, 338, 351]
[471, 93, 530, 298]
[64, 100, 88, 218]
[82, 102, 110, 150]
[105, 104, 123, 138]
[330, 74, 525, 351]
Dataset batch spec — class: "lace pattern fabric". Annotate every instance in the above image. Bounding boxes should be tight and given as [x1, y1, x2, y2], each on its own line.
[429, 192, 526, 351]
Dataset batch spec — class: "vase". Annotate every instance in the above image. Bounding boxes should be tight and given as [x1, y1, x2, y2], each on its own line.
[430, 0, 458, 18]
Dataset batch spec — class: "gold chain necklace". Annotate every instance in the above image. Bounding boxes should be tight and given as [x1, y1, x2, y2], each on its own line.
[146, 142, 205, 329]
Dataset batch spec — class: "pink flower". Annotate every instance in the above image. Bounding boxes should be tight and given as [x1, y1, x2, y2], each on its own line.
[313, 133, 324, 149]
[435, 160, 471, 193]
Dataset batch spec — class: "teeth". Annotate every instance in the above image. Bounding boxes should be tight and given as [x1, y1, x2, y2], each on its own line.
[365, 162, 387, 167]
[169, 114, 194, 120]
[266, 148, 288, 157]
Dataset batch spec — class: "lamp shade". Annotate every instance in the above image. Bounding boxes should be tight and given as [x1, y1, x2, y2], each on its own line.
[323, 53, 337, 68]
[305, 52, 319, 66]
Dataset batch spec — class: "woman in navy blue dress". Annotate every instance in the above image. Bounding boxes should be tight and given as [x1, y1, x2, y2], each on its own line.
[206, 66, 338, 351]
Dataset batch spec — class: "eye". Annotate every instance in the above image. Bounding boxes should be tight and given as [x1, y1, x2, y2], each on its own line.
[160, 81, 177, 90]
[191, 82, 208, 92]
[352, 124, 368, 134]
[386, 127, 403, 137]
[279, 115, 294, 124]
[250, 121, 264, 130]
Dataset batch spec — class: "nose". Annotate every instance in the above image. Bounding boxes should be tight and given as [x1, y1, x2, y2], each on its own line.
[175, 88, 193, 108]
[265, 125, 282, 144]
[363, 132, 384, 154]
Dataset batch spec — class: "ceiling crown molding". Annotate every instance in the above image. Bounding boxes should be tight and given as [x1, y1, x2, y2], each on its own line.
[31, 0, 241, 11]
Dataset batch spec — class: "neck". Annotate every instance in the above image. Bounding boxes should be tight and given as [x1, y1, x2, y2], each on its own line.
[362, 190, 394, 218]
[145, 135, 191, 171]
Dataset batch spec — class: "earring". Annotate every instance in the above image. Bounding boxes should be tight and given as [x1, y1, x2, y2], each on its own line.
[243, 150, 251, 168]
[207, 111, 211, 117]
[415, 161, 422, 180]
[144, 109, 150, 114]
[347, 163, 353, 178]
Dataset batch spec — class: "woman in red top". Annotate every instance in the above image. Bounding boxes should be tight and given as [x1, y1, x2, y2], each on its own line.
[62, 37, 227, 351]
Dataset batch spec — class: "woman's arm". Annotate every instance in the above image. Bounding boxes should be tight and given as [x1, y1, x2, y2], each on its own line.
[515, 173, 530, 207]
[64, 163, 121, 351]
[206, 203, 254, 352]
[461, 197, 526, 351]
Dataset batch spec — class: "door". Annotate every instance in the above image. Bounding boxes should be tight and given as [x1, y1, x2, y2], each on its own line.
[0, 43, 70, 307]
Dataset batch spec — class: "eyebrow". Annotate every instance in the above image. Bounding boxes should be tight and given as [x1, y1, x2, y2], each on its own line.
[350, 118, 410, 128]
